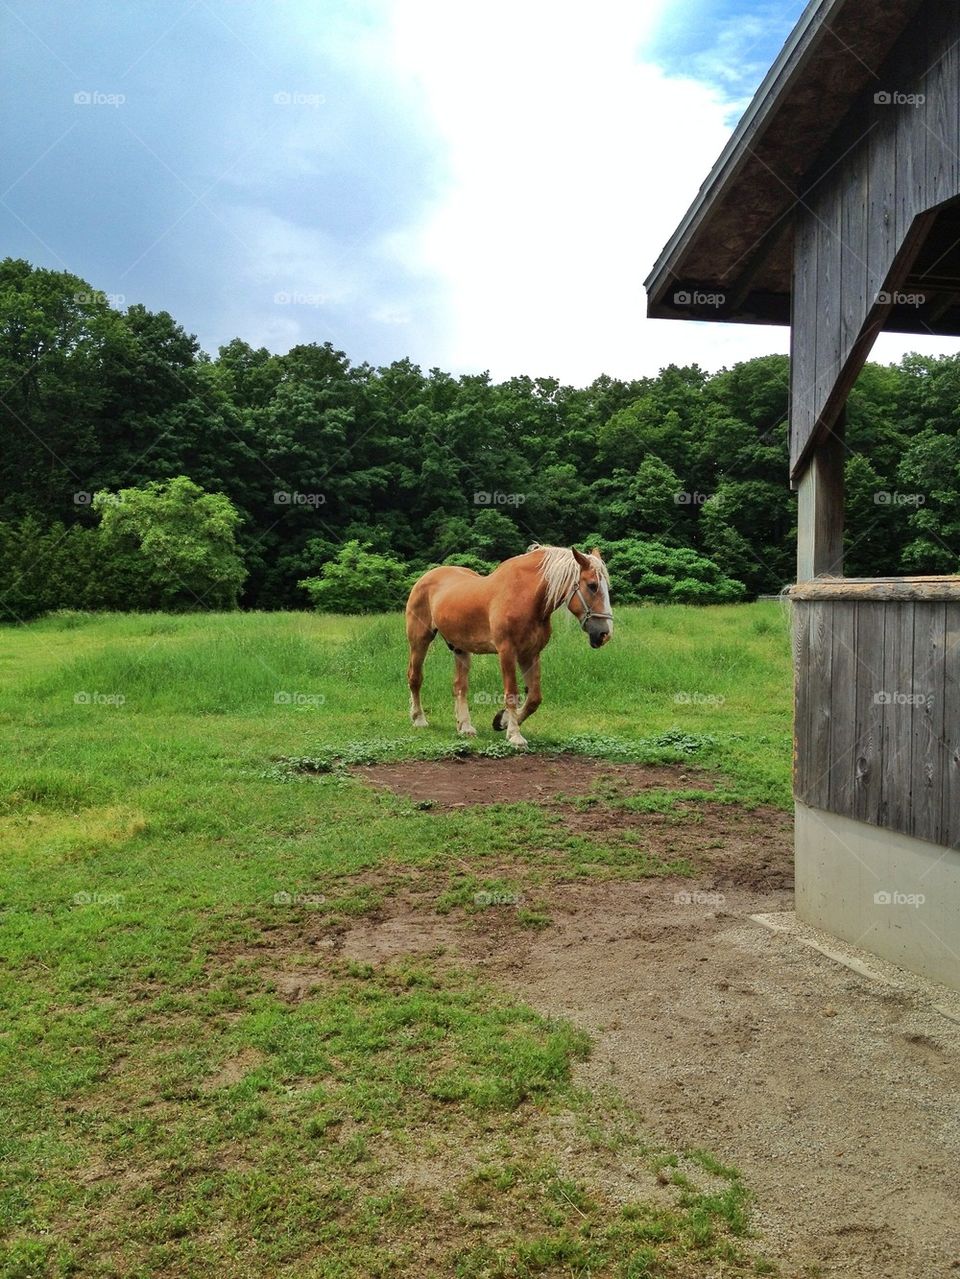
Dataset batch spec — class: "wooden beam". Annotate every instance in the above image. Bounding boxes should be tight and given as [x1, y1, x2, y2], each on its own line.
[797, 410, 845, 581]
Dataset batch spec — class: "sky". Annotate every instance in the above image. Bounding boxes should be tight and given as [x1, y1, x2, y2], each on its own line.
[2, 0, 956, 385]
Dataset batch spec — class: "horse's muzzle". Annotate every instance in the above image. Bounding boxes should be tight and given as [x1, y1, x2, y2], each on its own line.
[589, 632, 611, 649]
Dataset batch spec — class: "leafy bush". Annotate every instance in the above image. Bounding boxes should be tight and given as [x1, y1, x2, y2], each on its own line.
[0, 518, 143, 621]
[442, 553, 495, 575]
[94, 477, 247, 610]
[299, 540, 413, 613]
[593, 537, 746, 605]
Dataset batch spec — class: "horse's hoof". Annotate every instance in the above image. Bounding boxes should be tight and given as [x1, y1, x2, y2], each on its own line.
[411, 715, 428, 728]
[508, 735, 528, 750]
[458, 724, 477, 737]
[492, 710, 506, 732]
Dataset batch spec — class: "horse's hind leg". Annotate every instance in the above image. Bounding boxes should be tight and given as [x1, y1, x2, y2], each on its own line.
[453, 651, 476, 736]
[406, 611, 435, 728]
[517, 654, 542, 725]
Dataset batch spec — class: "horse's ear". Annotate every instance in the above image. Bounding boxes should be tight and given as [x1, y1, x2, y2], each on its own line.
[571, 546, 591, 569]
[589, 546, 602, 560]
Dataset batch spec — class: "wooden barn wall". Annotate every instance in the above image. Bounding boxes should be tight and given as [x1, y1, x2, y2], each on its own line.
[794, 599, 960, 846]
[789, 1, 960, 476]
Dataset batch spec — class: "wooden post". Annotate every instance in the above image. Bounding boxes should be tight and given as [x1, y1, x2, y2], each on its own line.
[796, 410, 845, 581]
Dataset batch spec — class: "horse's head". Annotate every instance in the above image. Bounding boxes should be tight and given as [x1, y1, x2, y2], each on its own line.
[569, 547, 613, 648]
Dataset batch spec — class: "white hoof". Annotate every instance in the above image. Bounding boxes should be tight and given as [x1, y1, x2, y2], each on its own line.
[458, 724, 477, 737]
[411, 714, 428, 728]
[507, 732, 528, 749]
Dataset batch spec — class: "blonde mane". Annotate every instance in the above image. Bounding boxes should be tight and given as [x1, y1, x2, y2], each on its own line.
[527, 544, 608, 611]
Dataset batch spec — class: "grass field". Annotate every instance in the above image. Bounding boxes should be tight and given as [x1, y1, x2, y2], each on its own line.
[0, 604, 793, 1278]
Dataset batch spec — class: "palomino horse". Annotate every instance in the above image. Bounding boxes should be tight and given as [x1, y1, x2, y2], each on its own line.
[405, 544, 613, 748]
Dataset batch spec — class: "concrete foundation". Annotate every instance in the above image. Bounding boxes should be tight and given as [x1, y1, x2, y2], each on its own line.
[795, 801, 960, 991]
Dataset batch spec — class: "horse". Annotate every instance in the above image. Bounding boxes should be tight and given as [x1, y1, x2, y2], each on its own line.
[404, 544, 613, 748]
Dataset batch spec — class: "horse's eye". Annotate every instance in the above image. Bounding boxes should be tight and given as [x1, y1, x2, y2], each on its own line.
[587, 581, 598, 593]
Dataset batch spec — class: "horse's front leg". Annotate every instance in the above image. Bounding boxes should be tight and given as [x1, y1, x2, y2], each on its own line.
[496, 645, 527, 748]
[453, 650, 476, 736]
[517, 653, 542, 725]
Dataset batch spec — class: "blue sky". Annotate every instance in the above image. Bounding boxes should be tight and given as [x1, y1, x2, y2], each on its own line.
[2, 0, 952, 382]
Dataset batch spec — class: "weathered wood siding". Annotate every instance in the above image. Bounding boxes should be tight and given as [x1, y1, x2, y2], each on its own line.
[794, 596, 960, 846]
[790, 1, 960, 477]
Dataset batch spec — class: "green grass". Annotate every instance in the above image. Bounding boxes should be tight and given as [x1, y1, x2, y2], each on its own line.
[0, 604, 791, 1277]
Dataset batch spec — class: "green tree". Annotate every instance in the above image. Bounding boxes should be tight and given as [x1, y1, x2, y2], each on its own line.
[94, 477, 246, 609]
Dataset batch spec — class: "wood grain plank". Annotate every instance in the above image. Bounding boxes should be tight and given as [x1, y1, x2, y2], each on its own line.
[909, 604, 946, 843]
[879, 603, 916, 832]
[922, 1, 960, 209]
[866, 89, 899, 312]
[894, 25, 926, 245]
[853, 602, 886, 825]
[814, 183, 844, 442]
[806, 601, 833, 810]
[840, 139, 870, 363]
[828, 602, 859, 819]
[789, 577, 960, 601]
[790, 210, 819, 474]
[792, 601, 810, 801]
[942, 608, 960, 847]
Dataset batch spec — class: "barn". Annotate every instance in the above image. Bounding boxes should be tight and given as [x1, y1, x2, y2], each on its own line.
[645, 0, 960, 988]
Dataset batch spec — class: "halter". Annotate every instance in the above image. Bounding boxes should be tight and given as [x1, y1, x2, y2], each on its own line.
[566, 583, 613, 631]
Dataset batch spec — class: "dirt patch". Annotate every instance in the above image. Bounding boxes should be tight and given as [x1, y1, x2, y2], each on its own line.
[314, 869, 960, 1276]
[352, 754, 712, 808]
[503, 882, 960, 1279]
[217, 764, 958, 1277]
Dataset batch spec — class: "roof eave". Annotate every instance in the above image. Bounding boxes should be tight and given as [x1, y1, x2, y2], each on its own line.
[644, 0, 843, 319]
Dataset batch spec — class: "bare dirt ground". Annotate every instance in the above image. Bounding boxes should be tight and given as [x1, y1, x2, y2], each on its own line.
[303, 758, 960, 1277]
[355, 752, 714, 808]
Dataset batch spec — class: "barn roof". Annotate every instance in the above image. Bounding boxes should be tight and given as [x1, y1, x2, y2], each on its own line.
[644, 0, 925, 327]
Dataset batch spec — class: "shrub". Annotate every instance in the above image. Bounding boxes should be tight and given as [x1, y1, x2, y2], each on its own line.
[94, 477, 247, 610]
[589, 537, 746, 605]
[441, 553, 495, 575]
[299, 540, 412, 613]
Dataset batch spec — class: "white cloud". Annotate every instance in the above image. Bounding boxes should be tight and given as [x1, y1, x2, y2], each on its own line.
[380, 0, 953, 383]
[379, 0, 790, 383]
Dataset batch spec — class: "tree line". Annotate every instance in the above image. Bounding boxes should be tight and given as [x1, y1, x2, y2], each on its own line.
[1, 257, 958, 619]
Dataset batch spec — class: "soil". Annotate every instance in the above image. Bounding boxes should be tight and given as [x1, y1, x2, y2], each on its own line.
[352, 753, 713, 808]
[289, 756, 960, 1277]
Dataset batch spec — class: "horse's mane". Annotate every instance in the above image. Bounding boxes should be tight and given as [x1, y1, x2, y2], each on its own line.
[526, 544, 608, 611]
